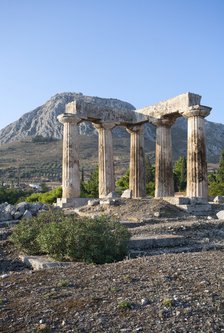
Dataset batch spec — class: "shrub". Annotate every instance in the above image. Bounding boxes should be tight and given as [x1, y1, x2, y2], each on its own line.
[10, 209, 64, 254]
[117, 300, 132, 310]
[10, 211, 131, 264]
[26, 187, 62, 204]
[64, 216, 131, 264]
[0, 188, 32, 204]
[37, 220, 68, 260]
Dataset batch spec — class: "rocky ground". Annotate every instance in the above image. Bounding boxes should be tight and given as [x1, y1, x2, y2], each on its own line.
[1, 199, 224, 332]
[76, 198, 190, 221]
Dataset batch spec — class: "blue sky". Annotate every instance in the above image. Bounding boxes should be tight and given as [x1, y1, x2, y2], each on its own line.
[0, 0, 223, 130]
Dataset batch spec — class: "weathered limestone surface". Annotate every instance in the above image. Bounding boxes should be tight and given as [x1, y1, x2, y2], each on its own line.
[127, 125, 146, 198]
[135, 92, 201, 119]
[183, 105, 211, 199]
[66, 100, 148, 125]
[94, 123, 115, 198]
[154, 118, 175, 197]
[57, 112, 81, 199]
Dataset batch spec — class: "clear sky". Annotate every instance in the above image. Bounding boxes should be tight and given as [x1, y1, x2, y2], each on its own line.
[0, 0, 223, 130]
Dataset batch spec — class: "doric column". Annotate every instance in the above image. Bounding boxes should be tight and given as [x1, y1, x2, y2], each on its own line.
[94, 122, 115, 198]
[154, 117, 176, 198]
[127, 124, 146, 198]
[57, 113, 81, 199]
[182, 105, 211, 199]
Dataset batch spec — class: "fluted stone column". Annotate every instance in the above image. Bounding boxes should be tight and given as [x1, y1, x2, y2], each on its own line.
[57, 113, 81, 200]
[183, 105, 211, 199]
[127, 124, 146, 198]
[154, 118, 175, 198]
[94, 122, 115, 198]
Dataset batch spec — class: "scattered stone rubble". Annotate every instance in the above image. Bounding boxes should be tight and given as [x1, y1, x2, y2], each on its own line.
[0, 201, 49, 222]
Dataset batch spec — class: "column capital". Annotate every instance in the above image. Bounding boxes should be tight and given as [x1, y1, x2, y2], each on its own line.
[93, 122, 116, 131]
[126, 124, 144, 134]
[182, 105, 211, 119]
[152, 116, 177, 128]
[57, 113, 81, 125]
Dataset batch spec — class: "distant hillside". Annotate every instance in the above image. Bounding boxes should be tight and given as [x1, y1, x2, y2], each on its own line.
[0, 93, 135, 144]
[0, 92, 223, 163]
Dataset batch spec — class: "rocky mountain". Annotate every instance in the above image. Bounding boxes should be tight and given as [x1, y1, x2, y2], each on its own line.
[0, 92, 223, 163]
[0, 93, 135, 144]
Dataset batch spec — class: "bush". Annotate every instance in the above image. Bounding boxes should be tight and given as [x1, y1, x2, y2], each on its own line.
[64, 216, 130, 264]
[0, 188, 32, 204]
[10, 209, 64, 254]
[10, 211, 131, 264]
[26, 187, 62, 204]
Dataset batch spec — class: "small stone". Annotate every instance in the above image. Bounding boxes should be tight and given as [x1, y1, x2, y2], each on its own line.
[121, 189, 132, 199]
[37, 323, 48, 331]
[141, 298, 149, 306]
[1, 274, 9, 279]
[154, 212, 160, 217]
[88, 199, 100, 206]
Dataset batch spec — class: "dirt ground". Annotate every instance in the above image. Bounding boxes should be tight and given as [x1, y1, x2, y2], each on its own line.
[1, 199, 224, 333]
[76, 198, 191, 221]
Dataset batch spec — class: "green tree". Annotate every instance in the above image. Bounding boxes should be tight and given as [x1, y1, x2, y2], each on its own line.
[81, 167, 99, 197]
[116, 169, 129, 194]
[208, 150, 224, 196]
[145, 157, 155, 183]
[217, 150, 224, 182]
[173, 156, 187, 192]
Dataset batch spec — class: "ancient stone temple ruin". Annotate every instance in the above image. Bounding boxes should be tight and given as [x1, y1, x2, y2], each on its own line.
[57, 93, 211, 208]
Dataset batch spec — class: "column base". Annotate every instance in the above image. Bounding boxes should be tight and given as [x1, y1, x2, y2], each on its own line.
[164, 196, 208, 205]
[56, 198, 89, 208]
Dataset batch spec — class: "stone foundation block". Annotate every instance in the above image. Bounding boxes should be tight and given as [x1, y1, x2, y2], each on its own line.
[56, 198, 89, 208]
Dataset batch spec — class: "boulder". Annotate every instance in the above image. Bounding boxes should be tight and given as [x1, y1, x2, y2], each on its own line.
[5, 204, 16, 216]
[106, 191, 120, 199]
[13, 211, 24, 220]
[216, 210, 224, 220]
[22, 210, 33, 220]
[29, 203, 43, 215]
[88, 199, 100, 206]
[121, 189, 132, 199]
[214, 196, 224, 204]
[16, 202, 29, 214]
[0, 211, 12, 221]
